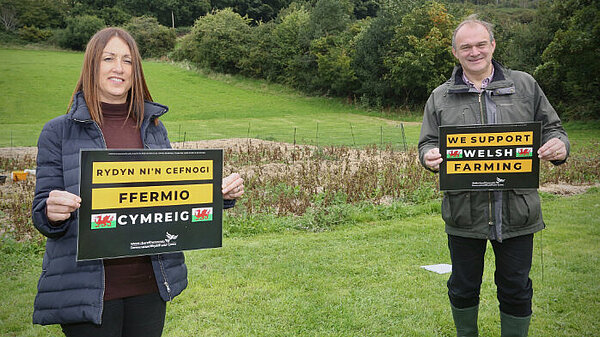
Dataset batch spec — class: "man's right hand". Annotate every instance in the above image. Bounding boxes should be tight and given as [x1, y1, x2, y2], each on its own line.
[46, 190, 81, 224]
[424, 147, 443, 171]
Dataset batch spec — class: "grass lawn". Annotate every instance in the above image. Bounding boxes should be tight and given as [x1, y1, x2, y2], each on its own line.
[2, 189, 599, 336]
[0, 48, 421, 148]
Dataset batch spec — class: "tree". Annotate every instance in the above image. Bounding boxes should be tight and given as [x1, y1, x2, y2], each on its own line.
[534, 0, 600, 119]
[119, 0, 210, 27]
[270, 4, 312, 86]
[14, 0, 68, 29]
[309, 21, 365, 95]
[0, 0, 69, 30]
[211, 0, 293, 23]
[351, 0, 419, 107]
[238, 21, 279, 79]
[351, 0, 379, 19]
[384, 1, 456, 103]
[0, 2, 18, 31]
[181, 8, 251, 73]
[308, 0, 353, 39]
[57, 15, 105, 50]
[125, 16, 175, 58]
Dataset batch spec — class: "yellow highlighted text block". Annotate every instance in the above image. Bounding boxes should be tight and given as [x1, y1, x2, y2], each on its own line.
[92, 184, 212, 210]
[92, 160, 213, 184]
[447, 160, 532, 174]
[446, 132, 533, 147]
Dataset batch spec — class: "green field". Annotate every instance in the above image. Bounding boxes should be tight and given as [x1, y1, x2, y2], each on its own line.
[2, 190, 599, 336]
[0, 48, 420, 148]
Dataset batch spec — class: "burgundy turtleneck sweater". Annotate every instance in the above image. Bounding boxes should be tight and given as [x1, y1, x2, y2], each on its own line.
[99, 102, 159, 300]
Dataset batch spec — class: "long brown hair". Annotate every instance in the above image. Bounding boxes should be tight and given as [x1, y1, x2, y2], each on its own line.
[68, 27, 153, 128]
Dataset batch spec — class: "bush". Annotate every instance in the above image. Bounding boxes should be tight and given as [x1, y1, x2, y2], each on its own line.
[71, 3, 131, 27]
[383, 1, 456, 104]
[270, 4, 312, 86]
[98, 6, 131, 27]
[12, 0, 67, 29]
[534, 0, 600, 120]
[175, 26, 191, 37]
[0, 30, 22, 44]
[351, 12, 398, 107]
[17, 25, 52, 42]
[238, 21, 279, 79]
[57, 15, 105, 51]
[125, 16, 176, 59]
[181, 8, 252, 73]
[171, 32, 196, 62]
[310, 32, 360, 96]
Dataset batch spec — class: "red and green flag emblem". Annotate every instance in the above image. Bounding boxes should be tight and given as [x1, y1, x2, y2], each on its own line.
[192, 207, 213, 222]
[91, 213, 117, 229]
[447, 149, 463, 159]
[516, 147, 533, 157]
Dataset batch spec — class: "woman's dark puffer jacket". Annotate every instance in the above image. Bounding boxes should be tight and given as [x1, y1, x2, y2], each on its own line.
[32, 92, 232, 325]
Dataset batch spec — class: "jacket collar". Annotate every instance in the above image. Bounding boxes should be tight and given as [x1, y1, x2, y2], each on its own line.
[68, 91, 169, 124]
[447, 60, 515, 95]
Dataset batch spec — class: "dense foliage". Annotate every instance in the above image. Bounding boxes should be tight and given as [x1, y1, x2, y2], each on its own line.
[0, 0, 597, 119]
[124, 16, 175, 58]
[57, 15, 106, 51]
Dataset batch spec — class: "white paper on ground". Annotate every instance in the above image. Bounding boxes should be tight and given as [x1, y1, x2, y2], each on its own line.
[420, 264, 452, 274]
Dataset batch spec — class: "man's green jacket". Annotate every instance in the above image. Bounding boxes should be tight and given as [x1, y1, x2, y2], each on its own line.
[418, 61, 570, 241]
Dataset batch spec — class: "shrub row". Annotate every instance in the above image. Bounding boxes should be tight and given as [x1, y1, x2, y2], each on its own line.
[169, 0, 599, 119]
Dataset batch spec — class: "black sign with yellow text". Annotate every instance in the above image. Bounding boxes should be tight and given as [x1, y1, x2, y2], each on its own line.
[77, 149, 223, 260]
[439, 122, 541, 191]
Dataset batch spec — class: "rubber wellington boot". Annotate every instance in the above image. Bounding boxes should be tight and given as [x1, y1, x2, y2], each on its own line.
[500, 311, 531, 337]
[451, 304, 479, 337]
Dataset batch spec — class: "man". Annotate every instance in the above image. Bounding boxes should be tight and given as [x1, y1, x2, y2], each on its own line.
[418, 15, 569, 337]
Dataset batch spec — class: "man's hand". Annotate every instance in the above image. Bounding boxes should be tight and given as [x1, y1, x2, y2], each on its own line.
[538, 138, 567, 161]
[424, 147, 443, 171]
[46, 190, 81, 224]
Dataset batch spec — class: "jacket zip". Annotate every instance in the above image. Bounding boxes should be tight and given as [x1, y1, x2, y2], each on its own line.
[143, 116, 173, 301]
[91, 121, 108, 323]
[478, 93, 495, 232]
[157, 255, 173, 301]
[74, 118, 108, 323]
[478, 93, 484, 123]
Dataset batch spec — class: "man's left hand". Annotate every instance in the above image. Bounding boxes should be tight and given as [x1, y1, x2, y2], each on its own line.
[538, 138, 567, 161]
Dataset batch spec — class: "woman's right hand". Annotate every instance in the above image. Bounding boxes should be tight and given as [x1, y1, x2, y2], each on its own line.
[46, 190, 82, 224]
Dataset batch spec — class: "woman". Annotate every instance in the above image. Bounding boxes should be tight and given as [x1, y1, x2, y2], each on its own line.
[31, 27, 244, 336]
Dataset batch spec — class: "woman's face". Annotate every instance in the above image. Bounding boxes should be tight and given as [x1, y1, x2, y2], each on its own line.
[98, 36, 133, 104]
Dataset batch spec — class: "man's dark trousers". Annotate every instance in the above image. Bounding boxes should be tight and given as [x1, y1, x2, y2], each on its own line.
[447, 234, 534, 317]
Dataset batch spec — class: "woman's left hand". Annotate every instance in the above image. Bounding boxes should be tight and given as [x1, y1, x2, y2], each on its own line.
[222, 173, 244, 200]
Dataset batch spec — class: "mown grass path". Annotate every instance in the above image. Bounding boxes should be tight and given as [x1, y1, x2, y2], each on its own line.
[2, 189, 598, 336]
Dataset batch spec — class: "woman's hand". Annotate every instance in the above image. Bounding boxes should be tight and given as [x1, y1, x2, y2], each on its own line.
[222, 173, 244, 200]
[46, 190, 81, 225]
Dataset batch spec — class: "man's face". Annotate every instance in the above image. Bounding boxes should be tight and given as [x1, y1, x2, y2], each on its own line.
[452, 22, 496, 79]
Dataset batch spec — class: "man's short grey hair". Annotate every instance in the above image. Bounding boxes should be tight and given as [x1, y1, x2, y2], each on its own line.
[452, 14, 495, 49]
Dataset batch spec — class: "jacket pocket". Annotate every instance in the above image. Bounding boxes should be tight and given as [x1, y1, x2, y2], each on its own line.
[506, 189, 541, 227]
[442, 191, 472, 228]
